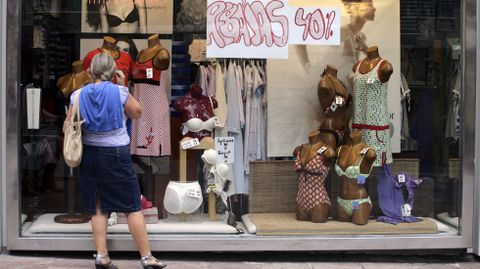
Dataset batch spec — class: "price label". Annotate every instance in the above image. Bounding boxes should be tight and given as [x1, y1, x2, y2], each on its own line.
[146, 68, 153, 79]
[401, 204, 412, 217]
[357, 175, 366, 185]
[329, 103, 337, 112]
[317, 146, 327, 154]
[335, 96, 344, 105]
[213, 116, 221, 127]
[352, 200, 360, 210]
[398, 174, 406, 183]
[181, 138, 200, 149]
[187, 187, 202, 198]
[367, 77, 375, 84]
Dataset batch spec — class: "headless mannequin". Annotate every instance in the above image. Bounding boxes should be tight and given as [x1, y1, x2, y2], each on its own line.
[99, 36, 120, 59]
[57, 60, 91, 97]
[352, 46, 393, 83]
[335, 130, 375, 225]
[138, 34, 170, 70]
[294, 130, 335, 223]
[316, 65, 351, 149]
[173, 84, 218, 143]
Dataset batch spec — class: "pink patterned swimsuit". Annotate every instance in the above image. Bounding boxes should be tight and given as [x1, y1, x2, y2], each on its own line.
[295, 146, 332, 214]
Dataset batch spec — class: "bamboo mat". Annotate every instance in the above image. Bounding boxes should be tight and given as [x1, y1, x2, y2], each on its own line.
[248, 213, 438, 236]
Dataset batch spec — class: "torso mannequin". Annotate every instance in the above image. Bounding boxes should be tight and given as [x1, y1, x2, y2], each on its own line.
[82, 36, 133, 86]
[57, 60, 91, 97]
[351, 46, 393, 167]
[130, 34, 171, 157]
[335, 130, 375, 225]
[316, 65, 351, 149]
[173, 84, 218, 143]
[294, 130, 335, 223]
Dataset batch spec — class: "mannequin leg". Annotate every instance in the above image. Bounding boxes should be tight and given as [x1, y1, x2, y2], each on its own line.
[352, 203, 371, 225]
[311, 203, 330, 223]
[335, 203, 351, 222]
[296, 203, 310, 221]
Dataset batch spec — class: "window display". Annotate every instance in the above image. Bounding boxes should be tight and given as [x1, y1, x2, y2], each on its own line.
[10, 0, 467, 251]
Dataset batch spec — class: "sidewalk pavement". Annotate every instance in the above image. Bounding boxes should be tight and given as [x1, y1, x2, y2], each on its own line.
[0, 251, 480, 269]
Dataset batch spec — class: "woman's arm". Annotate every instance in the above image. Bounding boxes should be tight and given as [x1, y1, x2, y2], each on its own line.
[137, 0, 147, 33]
[124, 93, 142, 119]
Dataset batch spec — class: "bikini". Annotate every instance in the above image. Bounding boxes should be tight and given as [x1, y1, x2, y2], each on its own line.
[335, 146, 373, 216]
[105, 1, 139, 27]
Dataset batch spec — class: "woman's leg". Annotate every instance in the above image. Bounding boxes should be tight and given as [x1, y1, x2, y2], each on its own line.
[126, 210, 150, 256]
[91, 198, 110, 263]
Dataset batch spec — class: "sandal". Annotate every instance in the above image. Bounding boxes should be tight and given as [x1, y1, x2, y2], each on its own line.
[94, 253, 118, 269]
[141, 253, 167, 269]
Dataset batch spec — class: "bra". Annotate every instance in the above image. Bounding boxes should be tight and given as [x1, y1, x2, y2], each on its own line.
[105, 2, 139, 27]
[335, 146, 373, 179]
[184, 117, 218, 132]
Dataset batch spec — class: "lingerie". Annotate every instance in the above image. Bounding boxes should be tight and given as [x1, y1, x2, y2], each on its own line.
[183, 117, 219, 132]
[318, 128, 345, 146]
[105, 1, 139, 27]
[163, 181, 203, 214]
[335, 146, 373, 179]
[295, 146, 331, 214]
[337, 196, 371, 216]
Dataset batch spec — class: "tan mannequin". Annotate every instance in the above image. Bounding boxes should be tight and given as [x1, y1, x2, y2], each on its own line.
[293, 130, 335, 223]
[57, 60, 91, 97]
[335, 130, 375, 225]
[352, 46, 393, 82]
[316, 65, 351, 149]
[99, 36, 120, 59]
[138, 34, 170, 70]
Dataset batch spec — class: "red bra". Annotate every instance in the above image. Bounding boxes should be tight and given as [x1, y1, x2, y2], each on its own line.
[132, 58, 164, 85]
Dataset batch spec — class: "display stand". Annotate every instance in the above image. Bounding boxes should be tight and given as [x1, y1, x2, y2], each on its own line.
[54, 166, 90, 224]
[179, 137, 216, 221]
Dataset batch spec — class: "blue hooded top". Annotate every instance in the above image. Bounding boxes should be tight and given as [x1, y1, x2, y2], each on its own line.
[79, 81, 123, 132]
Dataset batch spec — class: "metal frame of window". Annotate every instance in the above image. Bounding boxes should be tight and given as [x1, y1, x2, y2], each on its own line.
[3, 0, 477, 252]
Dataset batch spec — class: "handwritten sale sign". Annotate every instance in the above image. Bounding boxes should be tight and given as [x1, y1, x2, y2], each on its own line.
[215, 137, 235, 164]
[206, 0, 340, 59]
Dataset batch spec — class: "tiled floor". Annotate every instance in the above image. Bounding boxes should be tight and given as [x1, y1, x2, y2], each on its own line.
[1, 252, 480, 269]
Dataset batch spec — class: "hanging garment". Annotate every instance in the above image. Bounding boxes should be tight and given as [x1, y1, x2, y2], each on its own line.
[214, 63, 227, 129]
[195, 65, 208, 96]
[294, 147, 331, 214]
[226, 62, 247, 194]
[400, 73, 411, 140]
[130, 56, 170, 156]
[446, 72, 461, 140]
[82, 48, 133, 86]
[207, 64, 216, 97]
[376, 164, 422, 225]
[352, 60, 392, 167]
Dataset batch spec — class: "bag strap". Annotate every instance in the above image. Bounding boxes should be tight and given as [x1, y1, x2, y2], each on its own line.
[71, 89, 83, 125]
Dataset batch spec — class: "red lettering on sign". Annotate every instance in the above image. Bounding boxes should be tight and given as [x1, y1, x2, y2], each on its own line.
[207, 0, 289, 48]
[294, 8, 336, 41]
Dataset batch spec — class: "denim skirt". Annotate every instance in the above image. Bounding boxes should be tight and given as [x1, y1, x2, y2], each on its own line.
[78, 145, 141, 214]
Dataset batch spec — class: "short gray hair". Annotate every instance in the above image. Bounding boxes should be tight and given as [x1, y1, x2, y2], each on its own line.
[89, 53, 116, 81]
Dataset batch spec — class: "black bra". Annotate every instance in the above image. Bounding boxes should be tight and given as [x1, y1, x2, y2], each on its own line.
[105, 2, 139, 27]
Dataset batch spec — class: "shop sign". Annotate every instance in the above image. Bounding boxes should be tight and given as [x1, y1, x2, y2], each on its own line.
[206, 0, 340, 59]
[215, 137, 235, 164]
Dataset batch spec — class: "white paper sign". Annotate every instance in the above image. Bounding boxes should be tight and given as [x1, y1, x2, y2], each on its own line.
[215, 137, 235, 164]
[289, 7, 340, 45]
[207, 0, 289, 59]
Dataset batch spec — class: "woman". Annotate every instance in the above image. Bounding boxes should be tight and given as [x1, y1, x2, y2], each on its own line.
[86, 0, 147, 33]
[64, 53, 166, 269]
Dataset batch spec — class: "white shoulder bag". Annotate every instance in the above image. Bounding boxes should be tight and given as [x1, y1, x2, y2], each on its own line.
[63, 90, 84, 168]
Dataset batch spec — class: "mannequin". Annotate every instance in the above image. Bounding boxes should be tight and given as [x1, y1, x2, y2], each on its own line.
[316, 65, 351, 149]
[335, 130, 375, 225]
[173, 84, 218, 144]
[82, 36, 133, 86]
[57, 60, 91, 97]
[130, 34, 171, 157]
[293, 130, 335, 223]
[351, 46, 393, 167]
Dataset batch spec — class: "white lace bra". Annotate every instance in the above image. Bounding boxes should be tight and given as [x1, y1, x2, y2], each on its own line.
[183, 117, 219, 132]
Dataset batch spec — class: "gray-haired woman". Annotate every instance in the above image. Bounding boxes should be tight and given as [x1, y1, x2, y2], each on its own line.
[64, 53, 167, 269]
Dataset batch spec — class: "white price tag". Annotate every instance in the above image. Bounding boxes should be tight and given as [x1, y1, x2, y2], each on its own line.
[335, 96, 343, 105]
[181, 138, 200, 149]
[212, 117, 221, 127]
[401, 204, 412, 217]
[398, 174, 406, 183]
[187, 187, 202, 199]
[367, 77, 375, 84]
[317, 146, 327, 154]
[329, 103, 337, 112]
[146, 68, 153, 79]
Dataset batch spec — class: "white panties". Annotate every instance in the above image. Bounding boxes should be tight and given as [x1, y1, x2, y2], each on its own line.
[163, 181, 203, 214]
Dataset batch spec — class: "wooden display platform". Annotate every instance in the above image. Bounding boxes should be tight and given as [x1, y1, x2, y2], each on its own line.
[247, 213, 438, 236]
